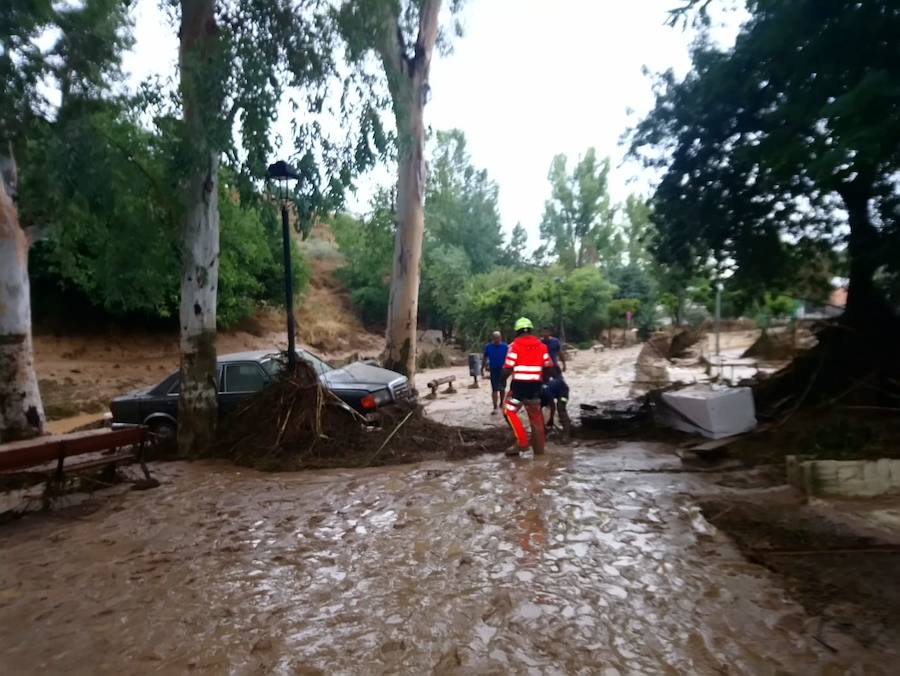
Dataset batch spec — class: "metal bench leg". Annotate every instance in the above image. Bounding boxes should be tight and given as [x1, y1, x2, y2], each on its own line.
[136, 439, 152, 481]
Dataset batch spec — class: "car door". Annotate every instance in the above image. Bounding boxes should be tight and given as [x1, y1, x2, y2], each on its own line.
[219, 361, 269, 416]
[150, 366, 222, 422]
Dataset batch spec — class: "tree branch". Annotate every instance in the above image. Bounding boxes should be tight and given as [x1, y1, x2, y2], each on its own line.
[414, 0, 442, 73]
[375, 4, 408, 78]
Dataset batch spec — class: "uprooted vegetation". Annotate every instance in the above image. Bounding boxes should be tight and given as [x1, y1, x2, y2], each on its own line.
[732, 321, 900, 464]
[216, 359, 509, 471]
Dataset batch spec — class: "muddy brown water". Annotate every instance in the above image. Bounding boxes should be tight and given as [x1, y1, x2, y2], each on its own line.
[1, 443, 894, 674]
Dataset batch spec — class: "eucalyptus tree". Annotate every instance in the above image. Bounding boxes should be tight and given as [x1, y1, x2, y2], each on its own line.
[337, 0, 463, 377]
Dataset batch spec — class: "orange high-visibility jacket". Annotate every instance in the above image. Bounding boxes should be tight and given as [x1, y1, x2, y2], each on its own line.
[504, 334, 553, 382]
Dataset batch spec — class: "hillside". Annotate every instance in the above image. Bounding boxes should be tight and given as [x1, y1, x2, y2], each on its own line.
[34, 223, 383, 428]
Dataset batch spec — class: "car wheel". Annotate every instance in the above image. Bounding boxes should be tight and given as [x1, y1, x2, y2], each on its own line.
[146, 419, 177, 454]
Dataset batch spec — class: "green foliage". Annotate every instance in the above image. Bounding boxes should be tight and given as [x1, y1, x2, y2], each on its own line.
[454, 268, 554, 346]
[753, 293, 799, 330]
[330, 199, 394, 326]
[0, 0, 132, 147]
[631, 0, 900, 324]
[21, 102, 306, 326]
[452, 266, 615, 347]
[764, 294, 798, 319]
[425, 129, 504, 273]
[334, 129, 511, 329]
[538, 149, 620, 270]
[217, 190, 310, 327]
[421, 243, 472, 332]
[561, 267, 617, 339]
[501, 223, 530, 268]
[607, 298, 640, 328]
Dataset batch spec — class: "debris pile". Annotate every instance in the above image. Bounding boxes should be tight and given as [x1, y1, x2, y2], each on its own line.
[631, 329, 704, 395]
[741, 326, 816, 361]
[217, 359, 509, 471]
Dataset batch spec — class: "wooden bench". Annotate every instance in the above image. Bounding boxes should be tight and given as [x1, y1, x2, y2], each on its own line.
[0, 427, 154, 489]
[425, 375, 457, 398]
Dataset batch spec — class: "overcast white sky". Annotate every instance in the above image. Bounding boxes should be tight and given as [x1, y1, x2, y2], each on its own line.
[122, 0, 745, 249]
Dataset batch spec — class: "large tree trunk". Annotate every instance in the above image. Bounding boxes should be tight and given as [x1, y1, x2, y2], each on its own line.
[384, 93, 426, 376]
[380, 0, 442, 378]
[177, 0, 220, 455]
[0, 151, 45, 442]
[839, 179, 885, 329]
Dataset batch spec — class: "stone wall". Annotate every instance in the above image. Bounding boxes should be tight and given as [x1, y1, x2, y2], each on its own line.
[786, 456, 900, 498]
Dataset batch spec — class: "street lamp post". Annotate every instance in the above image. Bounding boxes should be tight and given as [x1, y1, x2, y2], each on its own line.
[267, 160, 300, 369]
[554, 276, 566, 346]
[715, 281, 723, 357]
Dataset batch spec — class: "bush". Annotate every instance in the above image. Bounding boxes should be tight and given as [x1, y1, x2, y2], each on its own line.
[23, 107, 307, 327]
[330, 204, 394, 327]
[453, 265, 615, 347]
[218, 192, 310, 327]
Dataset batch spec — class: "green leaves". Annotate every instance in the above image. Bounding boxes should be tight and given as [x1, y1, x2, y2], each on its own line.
[539, 149, 619, 270]
[330, 195, 395, 325]
[425, 129, 504, 274]
[21, 103, 306, 325]
[631, 0, 900, 317]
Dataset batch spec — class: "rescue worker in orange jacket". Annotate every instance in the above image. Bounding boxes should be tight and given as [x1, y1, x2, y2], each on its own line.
[502, 317, 555, 456]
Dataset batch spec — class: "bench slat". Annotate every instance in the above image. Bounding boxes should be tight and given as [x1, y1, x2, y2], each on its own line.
[61, 428, 145, 456]
[59, 451, 137, 474]
[0, 440, 63, 472]
[0, 427, 145, 473]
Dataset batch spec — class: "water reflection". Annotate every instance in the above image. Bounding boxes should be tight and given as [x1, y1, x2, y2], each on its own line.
[0, 446, 893, 674]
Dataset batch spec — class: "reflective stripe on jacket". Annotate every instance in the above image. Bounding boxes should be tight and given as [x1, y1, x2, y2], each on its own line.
[504, 334, 552, 381]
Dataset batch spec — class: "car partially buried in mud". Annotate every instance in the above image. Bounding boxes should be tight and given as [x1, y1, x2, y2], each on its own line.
[109, 349, 415, 446]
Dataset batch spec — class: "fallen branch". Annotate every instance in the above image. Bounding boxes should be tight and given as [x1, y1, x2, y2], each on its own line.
[369, 410, 415, 463]
[751, 545, 900, 556]
[837, 405, 900, 414]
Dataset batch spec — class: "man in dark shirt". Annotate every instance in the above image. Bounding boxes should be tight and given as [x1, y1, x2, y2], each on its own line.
[481, 331, 509, 414]
[541, 376, 571, 441]
[541, 326, 566, 373]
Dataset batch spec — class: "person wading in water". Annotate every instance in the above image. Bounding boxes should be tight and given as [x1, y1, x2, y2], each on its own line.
[502, 317, 554, 457]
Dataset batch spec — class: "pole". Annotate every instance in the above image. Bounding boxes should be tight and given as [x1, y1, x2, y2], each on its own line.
[281, 203, 297, 368]
[715, 282, 722, 357]
[557, 285, 566, 346]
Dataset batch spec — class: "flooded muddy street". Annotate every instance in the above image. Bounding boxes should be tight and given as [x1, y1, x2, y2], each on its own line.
[2, 443, 893, 674]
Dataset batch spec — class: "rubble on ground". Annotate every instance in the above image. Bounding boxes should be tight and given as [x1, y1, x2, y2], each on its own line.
[216, 359, 509, 471]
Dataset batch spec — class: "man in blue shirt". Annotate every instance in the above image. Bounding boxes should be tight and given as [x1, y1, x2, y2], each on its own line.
[481, 331, 509, 414]
[541, 326, 566, 374]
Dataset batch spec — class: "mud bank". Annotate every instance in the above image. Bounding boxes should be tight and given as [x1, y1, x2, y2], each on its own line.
[1, 443, 894, 674]
[701, 492, 900, 651]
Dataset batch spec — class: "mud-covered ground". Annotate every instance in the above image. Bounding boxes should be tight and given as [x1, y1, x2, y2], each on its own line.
[5, 331, 900, 673]
[3, 444, 896, 674]
[415, 343, 644, 431]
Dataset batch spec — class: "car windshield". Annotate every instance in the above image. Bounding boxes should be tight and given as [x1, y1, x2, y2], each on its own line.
[260, 350, 334, 378]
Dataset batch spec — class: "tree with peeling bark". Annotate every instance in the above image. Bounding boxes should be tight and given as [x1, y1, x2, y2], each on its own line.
[176, 0, 225, 455]
[337, 0, 463, 378]
[0, 0, 131, 441]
